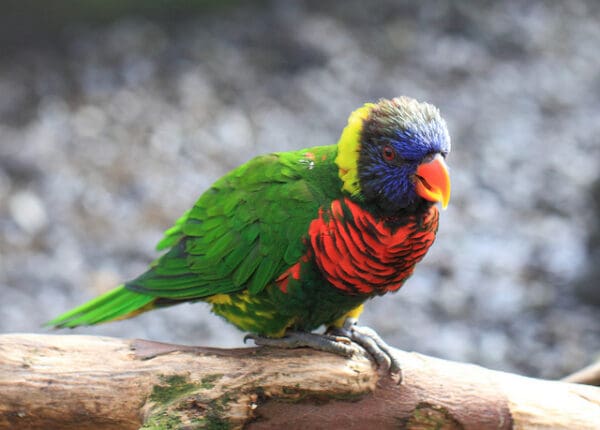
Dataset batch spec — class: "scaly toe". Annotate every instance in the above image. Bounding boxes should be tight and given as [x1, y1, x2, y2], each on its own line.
[328, 320, 403, 381]
[245, 331, 357, 357]
[349, 329, 392, 371]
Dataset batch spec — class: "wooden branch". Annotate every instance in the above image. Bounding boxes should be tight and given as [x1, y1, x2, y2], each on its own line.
[1, 334, 599, 429]
[562, 360, 600, 386]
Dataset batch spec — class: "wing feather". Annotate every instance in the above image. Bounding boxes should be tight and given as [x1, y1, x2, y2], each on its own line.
[126, 147, 339, 300]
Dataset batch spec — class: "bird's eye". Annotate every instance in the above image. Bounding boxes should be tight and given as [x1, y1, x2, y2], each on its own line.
[382, 145, 396, 162]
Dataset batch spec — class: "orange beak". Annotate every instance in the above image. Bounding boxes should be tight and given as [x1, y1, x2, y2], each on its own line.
[415, 154, 451, 209]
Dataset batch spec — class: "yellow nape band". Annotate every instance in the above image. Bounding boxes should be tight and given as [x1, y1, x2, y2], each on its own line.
[335, 103, 374, 196]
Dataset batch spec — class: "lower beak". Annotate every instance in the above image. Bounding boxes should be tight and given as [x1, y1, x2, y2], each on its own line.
[415, 154, 451, 209]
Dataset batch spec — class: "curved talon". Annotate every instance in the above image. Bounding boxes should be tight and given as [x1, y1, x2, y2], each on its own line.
[349, 329, 392, 371]
[245, 324, 402, 381]
[328, 318, 403, 380]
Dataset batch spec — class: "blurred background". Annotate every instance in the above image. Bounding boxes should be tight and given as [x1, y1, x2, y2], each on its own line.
[0, 0, 598, 379]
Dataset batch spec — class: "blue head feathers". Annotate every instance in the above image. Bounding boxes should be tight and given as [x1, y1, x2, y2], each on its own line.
[357, 97, 451, 213]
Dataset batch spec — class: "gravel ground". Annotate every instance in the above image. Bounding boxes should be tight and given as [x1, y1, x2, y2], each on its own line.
[0, 1, 599, 379]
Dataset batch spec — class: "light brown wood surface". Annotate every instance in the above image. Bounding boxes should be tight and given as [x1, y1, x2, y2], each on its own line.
[0, 334, 599, 429]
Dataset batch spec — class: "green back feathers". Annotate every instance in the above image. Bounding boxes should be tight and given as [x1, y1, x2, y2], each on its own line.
[49, 146, 343, 327]
[128, 148, 341, 299]
[156, 209, 191, 251]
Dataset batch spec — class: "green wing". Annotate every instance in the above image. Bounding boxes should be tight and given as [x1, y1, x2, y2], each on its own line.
[48, 146, 340, 327]
[131, 149, 335, 298]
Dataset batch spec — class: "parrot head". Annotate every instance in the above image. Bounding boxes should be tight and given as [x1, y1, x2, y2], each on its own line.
[335, 96, 451, 214]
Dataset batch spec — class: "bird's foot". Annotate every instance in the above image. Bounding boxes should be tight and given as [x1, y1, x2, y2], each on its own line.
[327, 318, 402, 381]
[244, 330, 360, 358]
[245, 321, 401, 383]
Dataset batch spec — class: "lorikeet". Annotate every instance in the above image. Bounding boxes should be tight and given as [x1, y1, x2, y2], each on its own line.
[48, 96, 451, 374]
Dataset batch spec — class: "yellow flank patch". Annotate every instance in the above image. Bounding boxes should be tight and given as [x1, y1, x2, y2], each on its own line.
[207, 291, 259, 308]
[236, 290, 260, 312]
[208, 290, 296, 337]
[335, 103, 374, 196]
[269, 316, 298, 338]
[254, 310, 276, 319]
[330, 304, 365, 328]
[217, 311, 256, 331]
[206, 294, 233, 305]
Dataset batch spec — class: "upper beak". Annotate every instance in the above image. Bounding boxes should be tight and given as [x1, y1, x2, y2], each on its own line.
[415, 154, 451, 209]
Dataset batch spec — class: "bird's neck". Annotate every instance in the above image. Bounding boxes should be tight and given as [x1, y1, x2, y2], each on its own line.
[355, 197, 436, 230]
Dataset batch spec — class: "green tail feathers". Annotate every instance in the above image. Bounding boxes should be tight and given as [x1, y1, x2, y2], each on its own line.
[46, 286, 155, 328]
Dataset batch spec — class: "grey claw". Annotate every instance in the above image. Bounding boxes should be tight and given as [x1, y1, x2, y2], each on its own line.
[349, 329, 392, 370]
[328, 320, 403, 381]
[245, 331, 357, 357]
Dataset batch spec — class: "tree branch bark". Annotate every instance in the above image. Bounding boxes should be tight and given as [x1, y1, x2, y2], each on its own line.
[562, 360, 600, 386]
[0, 334, 599, 429]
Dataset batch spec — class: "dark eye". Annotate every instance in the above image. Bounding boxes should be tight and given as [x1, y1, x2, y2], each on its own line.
[382, 145, 396, 162]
